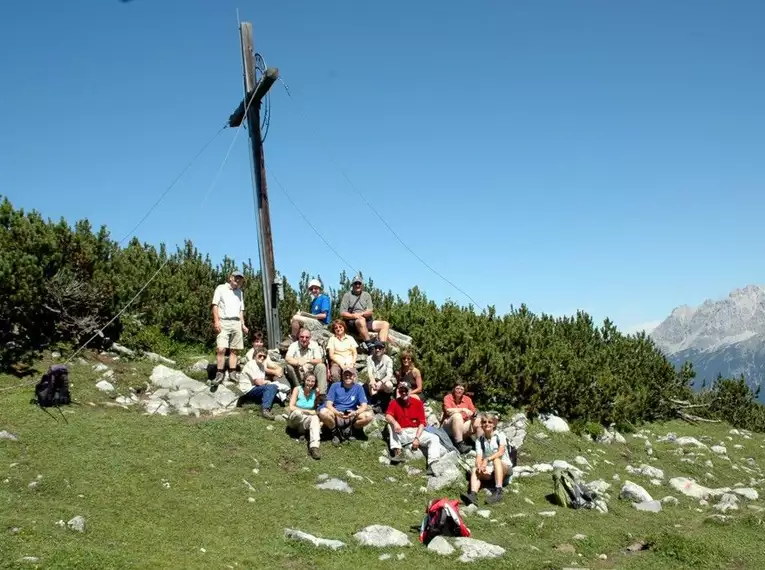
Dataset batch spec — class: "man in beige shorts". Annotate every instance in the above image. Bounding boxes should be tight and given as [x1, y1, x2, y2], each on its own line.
[211, 270, 249, 388]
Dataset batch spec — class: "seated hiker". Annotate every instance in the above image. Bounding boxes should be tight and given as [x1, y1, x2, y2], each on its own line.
[243, 332, 284, 379]
[339, 275, 390, 352]
[318, 367, 374, 444]
[365, 339, 395, 411]
[463, 413, 511, 505]
[288, 278, 331, 342]
[385, 381, 442, 476]
[441, 382, 481, 454]
[327, 319, 358, 384]
[287, 372, 322, 460]
[395, 350, 423, 400]
[236, 347, 278, 420]
[285, 328, 328, 394]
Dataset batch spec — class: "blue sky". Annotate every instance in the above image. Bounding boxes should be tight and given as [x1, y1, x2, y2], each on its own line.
[1, 0, 764, 333]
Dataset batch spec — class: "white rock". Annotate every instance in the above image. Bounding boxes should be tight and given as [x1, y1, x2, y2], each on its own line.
[532, 463, 553, 473]
[572, 534, 587, 540]
[732, 487, 759, 501]
[67, 516, 86, 532]
[538, 511, 557, 517]
[114, 396, 133, 406]
[143, 400, 170, 416]
[633, 500, 662, 513]
[619, 481, 653, 503]
[534, 432, 549, 440]
[574, 456, 591, 468]
[284, 528, 346, 550]
[427, 535, 455, 555]
[587, 480, 611, 494]
[714, 494, 739, 512]
[453, 537, 505, 562]
[95, 380, 115, 392]
[189, 359, 209, 373]
[711, 445, 727, 456]
[660, 496, 679, 505]
[675, 436, 707, 448]
[730, 429, 741, 436]
[354, 525, 411, 547]
[93, 363, 109, 373]
[626, 464, 664, 480]
[0, 430, 20, 441]
[669, 477, 712, 500]
[540, 414, 569, 433]
[315, 479, 353, 493]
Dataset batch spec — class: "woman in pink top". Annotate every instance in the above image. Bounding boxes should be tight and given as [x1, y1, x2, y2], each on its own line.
[441, 382, 482, 454]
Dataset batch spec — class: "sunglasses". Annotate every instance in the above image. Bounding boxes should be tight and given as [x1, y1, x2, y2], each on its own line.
[299, 336, 311, 340]
[256, 355, 266, 360]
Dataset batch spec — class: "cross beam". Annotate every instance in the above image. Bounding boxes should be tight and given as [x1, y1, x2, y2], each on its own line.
[227, 21, 281, 350]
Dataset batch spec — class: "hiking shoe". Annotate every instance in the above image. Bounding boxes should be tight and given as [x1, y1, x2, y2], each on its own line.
[261, 409, 275, 420]
[486, 488, 504, 505]
[341, 426, 352, 441]
[229, 371, 240, 382]
[308, 447, 321, 460]
[426, 465, 437, 477]
[461, 492, 478, 506]
[214, 371, 225, 384]
[457, 441, 473, 454]
[332, 434, 342, 447]
[389, 449, 404, 465]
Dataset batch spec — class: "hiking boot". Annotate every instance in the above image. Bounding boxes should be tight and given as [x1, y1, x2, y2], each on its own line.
[456, 441, 473, 455]
[461, 492, 478, 506]
[229, 371, 240, 383]
[261, 409, 275, 420]
[426, 465, 436, 477]
[308, 447, 321, 460]
[486, 488, 504, 505]
[332, 433, 342, 447]
[341, 426, 352, 441]
[389, 449, 404, 465]
[214, 371, 225, 384]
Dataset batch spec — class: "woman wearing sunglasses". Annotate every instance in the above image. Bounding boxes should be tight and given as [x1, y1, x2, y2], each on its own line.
[462, 413, 511, 505]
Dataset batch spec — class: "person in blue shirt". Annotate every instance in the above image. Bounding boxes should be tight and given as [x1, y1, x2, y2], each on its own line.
[318, 367, 374, 444]
[289, 278, 332, 340]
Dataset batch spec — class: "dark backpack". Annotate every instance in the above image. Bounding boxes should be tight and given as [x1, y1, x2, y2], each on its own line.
[419, 498, 471, 544]
[552, 468, 597, 509]
[32, 364, 71, 408]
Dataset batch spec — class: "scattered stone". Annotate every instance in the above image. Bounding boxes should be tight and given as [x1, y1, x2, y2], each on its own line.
[555, 543, 576, 554]
[354, 525, 411, 547]
[633, 500, 662, 513]
[660, 496, 679, 505]
[540, 414, 569, 433]
[669, 477, 712, 500]
[427, 536, 455, 556]
[19, 557, 40, 563]
[532, 463, 553, 473]
[476, 509, 491, 519]
[453, 537, 505, 562]
[620, 481, 653, 503]
[534, 432, 548, 440]
[538, 511, 556, 517]
[730, 429, 741, 436]
[284, 528, 346, 550]
[706, 514, 731, 523]
[574, 456, 591, 468]
[345, 470, 364, 481]
[598, 553, 608, 560]
[0, 430, 19, 441]
[315, 478, 353, 493]
[404, 465, 422, 476]
[714, 494, 739, 512]
[626, 464, 664, 480]
[598, 427, 626, 444]
[675, 436, 707, 448]
[711, 445, 727, 455]
[189, 359, 209, 373]
[732, 487, 759, 501]
[427, 451, 465, 491]
[572, 534, 587, 540]
[93, 363, 109, 373]
[67, 516, 86, 532]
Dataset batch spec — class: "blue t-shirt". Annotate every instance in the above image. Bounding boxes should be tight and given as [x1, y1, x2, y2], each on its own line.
[325, 382, 367, 412]
[311, 294, 331, 325]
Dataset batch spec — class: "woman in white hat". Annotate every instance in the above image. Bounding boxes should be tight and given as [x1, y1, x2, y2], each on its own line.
[289, 278, 333, 340]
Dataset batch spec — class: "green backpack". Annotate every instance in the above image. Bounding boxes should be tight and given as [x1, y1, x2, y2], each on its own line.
[552, 468, 597, 509]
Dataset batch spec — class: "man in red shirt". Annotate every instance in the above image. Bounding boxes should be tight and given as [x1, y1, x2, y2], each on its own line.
[385, 381, 442, 476]
[441, 382, 481, 454]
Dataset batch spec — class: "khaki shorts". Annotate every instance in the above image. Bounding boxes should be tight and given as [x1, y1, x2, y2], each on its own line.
[216, 319, 244, 350]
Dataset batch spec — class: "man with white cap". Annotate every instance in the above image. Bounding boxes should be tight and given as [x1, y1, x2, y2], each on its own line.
[385, 380, 442, 476]
[210, 270, 249, 388]
[289, 278, 332, 341]
[318, 366, 374, 445]
[339, 275, 390, 352]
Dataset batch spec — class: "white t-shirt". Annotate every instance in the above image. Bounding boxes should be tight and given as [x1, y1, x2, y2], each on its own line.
[286, 340, 323, 363]
[475, 432, 511, 464]
[212, 283, 244, 319]
[240, 360, 265, 392]
[243, 348, 276, 369]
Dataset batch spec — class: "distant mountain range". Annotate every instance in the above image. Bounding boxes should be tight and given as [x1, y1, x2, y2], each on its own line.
[648, 285, 765, 400]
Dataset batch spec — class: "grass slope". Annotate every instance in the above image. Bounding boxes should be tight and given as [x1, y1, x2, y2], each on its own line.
[2, 352, 765, 569]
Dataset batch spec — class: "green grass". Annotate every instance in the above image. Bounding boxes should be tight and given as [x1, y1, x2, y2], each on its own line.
[2, 352, 765, 569]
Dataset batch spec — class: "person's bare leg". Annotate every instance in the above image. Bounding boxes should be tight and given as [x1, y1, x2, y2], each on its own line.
[355, 317, 370, 341]
[216, 348, 226, 370]
[374, 321, 390, 342]
[228, 350, 238, 370]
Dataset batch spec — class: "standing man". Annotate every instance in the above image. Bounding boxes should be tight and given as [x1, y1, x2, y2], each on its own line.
[285, 327, 328, 394]
[289, 278, 332, 340]
[211, 270, 248, 387]
[339, 275, 390, 351]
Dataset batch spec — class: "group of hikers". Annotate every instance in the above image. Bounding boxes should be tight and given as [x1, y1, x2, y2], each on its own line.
[209, 271, 513, 504]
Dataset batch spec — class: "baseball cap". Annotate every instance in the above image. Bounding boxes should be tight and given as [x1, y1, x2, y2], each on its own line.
[342, 366, 356, 375]
[231, 270, 244, 278]
[397, 380, 411, 392]
[351, 275, 363, 284]
[370, 339, 385, 349]
[307, 278, 322, 290]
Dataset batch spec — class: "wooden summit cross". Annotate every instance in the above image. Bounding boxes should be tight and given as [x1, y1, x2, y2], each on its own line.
[227, 21, 281, 350]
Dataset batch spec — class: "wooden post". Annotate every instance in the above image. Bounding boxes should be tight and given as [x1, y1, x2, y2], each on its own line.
[232, 22, 281, 349]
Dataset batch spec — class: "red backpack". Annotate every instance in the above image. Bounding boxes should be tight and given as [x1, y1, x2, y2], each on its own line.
[419, 498, 471, 544]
